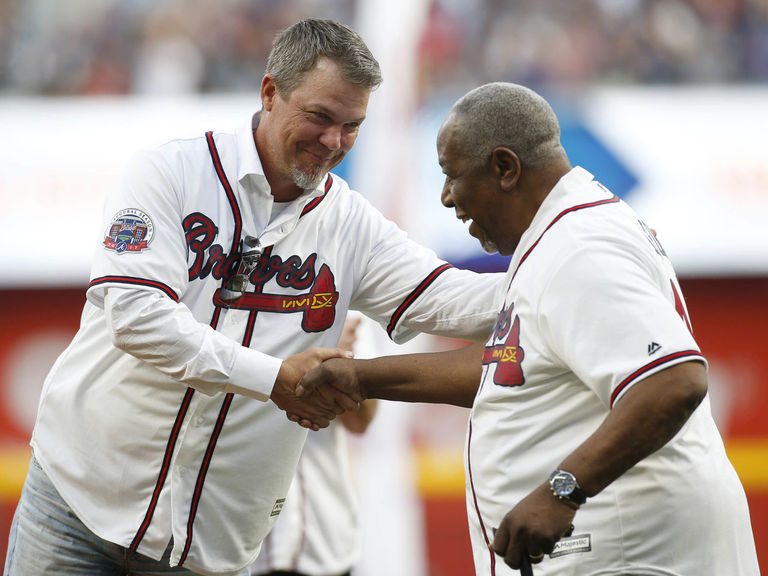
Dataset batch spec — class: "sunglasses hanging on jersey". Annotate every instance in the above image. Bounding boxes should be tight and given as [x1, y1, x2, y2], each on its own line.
[220, 235, 263, 302]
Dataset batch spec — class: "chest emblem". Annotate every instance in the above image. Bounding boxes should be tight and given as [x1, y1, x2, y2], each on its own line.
[483, 304, 525, 386]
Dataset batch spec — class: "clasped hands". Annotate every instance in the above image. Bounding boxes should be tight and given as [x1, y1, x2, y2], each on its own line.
[269, 347, 362, 431]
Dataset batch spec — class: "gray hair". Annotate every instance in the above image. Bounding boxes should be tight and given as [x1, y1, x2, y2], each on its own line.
[266, 18, 382, 97]
[448, 82, 565, 170]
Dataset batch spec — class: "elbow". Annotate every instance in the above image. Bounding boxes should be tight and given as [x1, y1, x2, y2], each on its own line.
[681, 362, 708, 416]
[667, 360, 708, 426]
[103, 288, 145, 354]
[107, 313, 136, 353]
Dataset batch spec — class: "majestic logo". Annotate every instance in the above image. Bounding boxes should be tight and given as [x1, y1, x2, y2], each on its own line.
[104, 208, 154, 254]
[270, 498, 285, 517]
[183, 213, 338, 333]
[550, 534, 592, 558]
[483, 303, 525, 386]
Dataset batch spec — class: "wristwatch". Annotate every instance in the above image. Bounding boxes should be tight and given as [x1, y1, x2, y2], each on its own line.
[548, 470, 587, 505]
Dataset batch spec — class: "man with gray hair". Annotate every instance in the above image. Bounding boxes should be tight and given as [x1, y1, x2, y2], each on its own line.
[4, 19, 503, 576]
[297, 82, 761, 575]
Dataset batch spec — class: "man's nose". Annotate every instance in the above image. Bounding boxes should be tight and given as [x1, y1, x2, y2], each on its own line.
[441, 184, 453, 207]
[319, 125, 342, 150]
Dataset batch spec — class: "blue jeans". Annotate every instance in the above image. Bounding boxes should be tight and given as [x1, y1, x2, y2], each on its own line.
[4, 455, 249, 576]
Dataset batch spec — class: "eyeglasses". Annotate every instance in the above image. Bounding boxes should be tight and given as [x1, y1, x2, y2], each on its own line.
[220, 235, 263, 302]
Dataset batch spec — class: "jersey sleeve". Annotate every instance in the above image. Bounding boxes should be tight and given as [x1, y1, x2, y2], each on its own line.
[103, 286, 279, 399]
[87, 147, 190, 306]
[537, 242, 704, 408]
[347, 198, 504, 344]
[88, 148, 281, 400]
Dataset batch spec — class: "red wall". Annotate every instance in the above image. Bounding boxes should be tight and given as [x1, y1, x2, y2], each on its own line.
[0, 278, 766, 573]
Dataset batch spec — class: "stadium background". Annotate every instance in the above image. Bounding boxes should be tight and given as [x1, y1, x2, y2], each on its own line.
[1, 0, 767, 573]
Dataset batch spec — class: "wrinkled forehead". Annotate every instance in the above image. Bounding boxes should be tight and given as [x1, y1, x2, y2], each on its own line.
[279, 60, 370, 120]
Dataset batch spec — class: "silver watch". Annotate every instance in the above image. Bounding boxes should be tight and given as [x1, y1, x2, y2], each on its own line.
[548, 469, 587, 505]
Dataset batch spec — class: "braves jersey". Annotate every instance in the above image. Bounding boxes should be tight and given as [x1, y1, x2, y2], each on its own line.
[249, 421, 359, 576]
[30, 118, 503, 576]
[466, 167, 759, 575]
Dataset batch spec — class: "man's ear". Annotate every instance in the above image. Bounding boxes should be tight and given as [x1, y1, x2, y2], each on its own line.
[491, 147, 521, 190]
[261, 75, 278, 111]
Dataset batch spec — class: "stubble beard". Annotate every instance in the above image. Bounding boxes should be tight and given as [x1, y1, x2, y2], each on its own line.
[481, 239, 499, 255]
[290, 165, 326, 191]
[475, 225, 499, 255]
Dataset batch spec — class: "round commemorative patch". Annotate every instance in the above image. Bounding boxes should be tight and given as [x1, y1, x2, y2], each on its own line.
[104, 208, 154, 254]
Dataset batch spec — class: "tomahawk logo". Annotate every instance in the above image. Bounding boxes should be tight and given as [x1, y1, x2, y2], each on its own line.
[213, 250, 339, 332]
[482, 304, 525, 386]
[212, 257, 338, 333]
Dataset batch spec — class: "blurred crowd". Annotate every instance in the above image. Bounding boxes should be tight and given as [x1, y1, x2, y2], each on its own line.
[0, 0, 355, 96]
[1, 0, 767, 101]
[419, 0, 768, 100]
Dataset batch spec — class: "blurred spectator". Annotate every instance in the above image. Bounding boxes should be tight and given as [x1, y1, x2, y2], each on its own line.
[0, 0, 355, 95]
[0, 0, 767, 99]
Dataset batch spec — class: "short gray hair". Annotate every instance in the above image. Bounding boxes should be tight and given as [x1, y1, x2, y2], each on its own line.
[266, 18, 382, 97]
[448, 82, 565, 170]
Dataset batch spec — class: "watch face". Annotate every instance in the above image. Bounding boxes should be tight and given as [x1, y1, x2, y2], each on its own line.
[552, 472, 577, 496]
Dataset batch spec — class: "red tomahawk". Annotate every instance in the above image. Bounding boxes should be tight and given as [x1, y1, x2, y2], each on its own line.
[213, 264, 338, 332]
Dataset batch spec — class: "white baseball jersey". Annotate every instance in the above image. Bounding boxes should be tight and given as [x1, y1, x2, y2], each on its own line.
[249, 421, 359, 576]
[30, 117, 503, 576]
[466, 167, 759, 575]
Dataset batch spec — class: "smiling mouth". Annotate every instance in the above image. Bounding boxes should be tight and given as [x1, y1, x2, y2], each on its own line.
[304, 149, 338, 166]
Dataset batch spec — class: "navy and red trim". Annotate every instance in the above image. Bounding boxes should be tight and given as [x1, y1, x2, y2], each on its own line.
[300, 174, 333, 217]
[205, 130, 244, 328]
[178, 392, 235, 566]
[240, 245, 273, 344]
[130, 387, 195, 550]
[131, 132, 246, 556]
[175, 133, 247, 565]
[466, 421, 497, 575]
[205, 131, 243, 259]
[610, 350, 704, 407]
[89, 275, 179, 302]
[511, 195, 620, 283]
[386, 263, 454, 339]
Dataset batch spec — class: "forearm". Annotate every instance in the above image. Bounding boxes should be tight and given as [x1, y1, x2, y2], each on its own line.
[104, 286, 280, 399]
[558, 360, 708, 497]
[354, 342, 483, 407]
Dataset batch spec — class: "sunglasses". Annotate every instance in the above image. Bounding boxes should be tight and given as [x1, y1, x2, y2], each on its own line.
[219, 235, 263, 302]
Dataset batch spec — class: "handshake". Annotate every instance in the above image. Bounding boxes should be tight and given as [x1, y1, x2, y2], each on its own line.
[268, 318, 481, 429]
[269, 345, 365, 431]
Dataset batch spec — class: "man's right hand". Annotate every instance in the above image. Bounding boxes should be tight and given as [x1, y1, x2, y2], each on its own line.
[270, 347, 358, 431]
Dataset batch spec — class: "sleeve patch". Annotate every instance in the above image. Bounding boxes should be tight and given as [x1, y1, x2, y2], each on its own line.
[104, 208, 155, 254]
